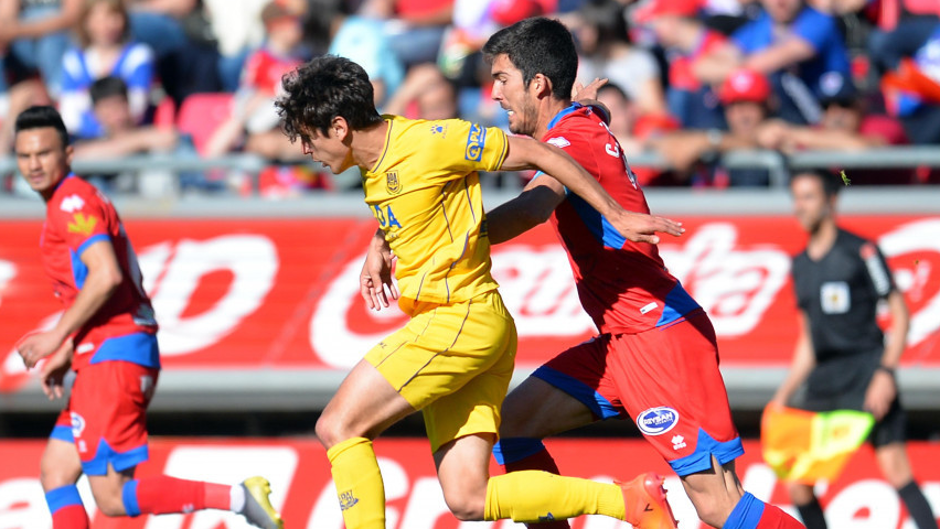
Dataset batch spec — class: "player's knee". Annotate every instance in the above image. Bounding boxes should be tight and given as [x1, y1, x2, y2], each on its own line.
[443, 491, 486, 521]
[315, 413, 350, 449]
[91, 491, 126, 517]
[39, 457, 81, 491]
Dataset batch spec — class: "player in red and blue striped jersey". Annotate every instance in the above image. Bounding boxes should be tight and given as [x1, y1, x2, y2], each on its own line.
[14, 105, 282, 529]
[480, 18, 805, 529]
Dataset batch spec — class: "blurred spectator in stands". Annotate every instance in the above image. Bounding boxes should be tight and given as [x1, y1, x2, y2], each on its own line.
[384, 63, 458, 119]
[571, 0, 668, 116]
[323, 0, 404, 109]
[880, 24, 940, 144]
[695, 0, 851, 125]
[202, 0, 276, 91]
[595, 81, 682, 186]
[650, 68, 773, 186]
[204, 0, 305, 160]
[124, 0, 212, 101]
[0, 0, 82, 98]
[635, 0, 729, 129]
[362, 0, 454, 69]
[72, 75, 178, 158]
[759, 72, 916, 183]
[59, 0, 154, 140]
[819, 0, 940, 76]
[73, 75, 213, 194]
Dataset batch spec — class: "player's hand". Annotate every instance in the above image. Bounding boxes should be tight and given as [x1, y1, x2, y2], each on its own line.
[16, 330, 67, 369]
[360, 240, 399, 311]
[608, 210, 684, 245]
[39, 340, 73, 400]
[572, 77, 608, 102]
[864, 370, 896, 421]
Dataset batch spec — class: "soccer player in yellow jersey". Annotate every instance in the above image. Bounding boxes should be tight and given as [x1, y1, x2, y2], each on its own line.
[275, 55, 684, 529]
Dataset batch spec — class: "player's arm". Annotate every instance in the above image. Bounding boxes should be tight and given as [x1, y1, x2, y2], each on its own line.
[769, 311, 816, 408]
[18, 240, 123, 368]
[360, 227, 399, 310]
[486, 176, 566, 245]
[865, 289, 908, 420]
[500, 136, 684, 244]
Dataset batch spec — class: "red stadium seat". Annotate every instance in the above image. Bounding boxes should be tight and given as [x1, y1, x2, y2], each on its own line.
[176, 92, 234, 155]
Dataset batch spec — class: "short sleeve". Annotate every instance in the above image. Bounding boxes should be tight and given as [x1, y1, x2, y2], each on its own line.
[860, 242, 896, 299]
[120, 43, 155, 91]
[860, 114, 908, 145]
[433, 119, 509, 176]
[731, 17, 766, 54]
[791, 8, 838, 53]
[49, 193, 111, 255]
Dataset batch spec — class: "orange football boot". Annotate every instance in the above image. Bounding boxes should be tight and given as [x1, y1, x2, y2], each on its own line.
[617, 472, 678, 529]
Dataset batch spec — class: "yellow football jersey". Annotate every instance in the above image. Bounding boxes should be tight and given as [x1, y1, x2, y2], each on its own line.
[363, 116, 508, 306]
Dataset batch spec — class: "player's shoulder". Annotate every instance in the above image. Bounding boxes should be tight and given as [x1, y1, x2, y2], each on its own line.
[835, 228, 871, 252]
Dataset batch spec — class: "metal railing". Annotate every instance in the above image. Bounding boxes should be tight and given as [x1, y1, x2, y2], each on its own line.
[3, 146, 940, 198]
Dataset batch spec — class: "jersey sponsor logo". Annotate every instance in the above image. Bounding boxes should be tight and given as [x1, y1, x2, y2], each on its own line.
[820, 281, 851, 314]
[636, 406, 679, 436]
[385, 172, 402, 195]
[547, 136, 570, 148]
[640, 302, 658, 315]
[59, 194, 85, 213]
[465, 123, 486, 161]
[66, 212, 98, 237]
[69, 411, 86, 437]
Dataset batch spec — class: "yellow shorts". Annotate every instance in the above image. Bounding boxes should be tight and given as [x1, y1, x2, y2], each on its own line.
[365, 289, 517, 452]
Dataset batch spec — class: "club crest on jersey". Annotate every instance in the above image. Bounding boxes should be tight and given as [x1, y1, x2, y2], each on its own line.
[385, 171, 402, 194]
[67, 212, 98, 236]
[637, 407, 679, 436]
[465, 123, 486, 161]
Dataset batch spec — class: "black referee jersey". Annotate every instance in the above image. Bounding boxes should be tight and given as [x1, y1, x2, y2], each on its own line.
[791, 228, 896, 363]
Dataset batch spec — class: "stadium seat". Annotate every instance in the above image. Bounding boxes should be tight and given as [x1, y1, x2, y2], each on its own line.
[176, 92, 234, 155]
[153, 97, 176, 130]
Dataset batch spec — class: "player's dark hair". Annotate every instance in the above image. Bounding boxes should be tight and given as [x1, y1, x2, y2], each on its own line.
[15, 105, 69, 148]
[791, 169, 842, 198]
[482, 17, 578, 101]
[276, 55, 383, 141]
[90, 75, 129, 105]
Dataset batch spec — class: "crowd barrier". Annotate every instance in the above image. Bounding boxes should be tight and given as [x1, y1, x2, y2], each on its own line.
[1, 438, 938, 528]
[3, 145, 940, 195]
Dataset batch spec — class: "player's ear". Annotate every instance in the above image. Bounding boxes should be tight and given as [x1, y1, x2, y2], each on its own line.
[64, 144, 74, 167]
[331, 116, 349, 140]
[532, 74, 552, 98]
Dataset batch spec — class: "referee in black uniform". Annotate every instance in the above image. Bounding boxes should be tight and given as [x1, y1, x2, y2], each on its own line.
[769, 170, 937, 529]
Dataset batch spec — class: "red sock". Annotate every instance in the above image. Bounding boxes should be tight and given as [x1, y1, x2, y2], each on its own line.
[500, 447, 569, 529]
[131, 476, 231, 515]
[52, 505, 90, 529]
[756, 503, 806, 529]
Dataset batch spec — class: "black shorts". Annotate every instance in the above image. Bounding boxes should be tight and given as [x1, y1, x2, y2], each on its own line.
[793, 349, 907, 448]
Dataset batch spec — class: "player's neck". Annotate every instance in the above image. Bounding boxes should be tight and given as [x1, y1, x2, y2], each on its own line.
[535, 98, 573, 139]
[351, 119, 390, 170]
[807, 219, 838, 260]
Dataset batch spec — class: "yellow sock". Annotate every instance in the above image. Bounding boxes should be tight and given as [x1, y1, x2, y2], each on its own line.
[326, 437, 385, 529]
[484, 470, 626, 523]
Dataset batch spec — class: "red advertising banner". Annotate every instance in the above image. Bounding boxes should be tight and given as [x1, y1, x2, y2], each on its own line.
[1, 438, 938, 528]
[2, 215, 940, 393]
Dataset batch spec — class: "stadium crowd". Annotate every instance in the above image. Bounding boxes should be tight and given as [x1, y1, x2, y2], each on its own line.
[2, 0, 940, 195]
